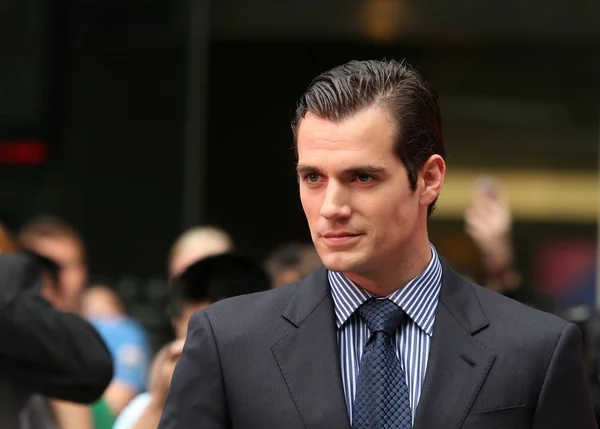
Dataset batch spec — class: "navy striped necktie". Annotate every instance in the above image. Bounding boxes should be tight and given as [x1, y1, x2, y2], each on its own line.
[352, 298, 412, 429]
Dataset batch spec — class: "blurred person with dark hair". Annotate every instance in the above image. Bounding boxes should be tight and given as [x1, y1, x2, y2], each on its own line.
[264, 242, 322, 288]
[168, 226, 234, 279]
[160, 59, 595, 429]
[110, 227, 235, 429]
[18, 216, 88, 313]
[114, 254, 270, 429]
[0, 252, 112, 429]
[169, 253, 271, 338]
[81, 285, 151, 429]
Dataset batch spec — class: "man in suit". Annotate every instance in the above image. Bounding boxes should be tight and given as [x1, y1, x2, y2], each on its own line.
[159, 59, 596, 429]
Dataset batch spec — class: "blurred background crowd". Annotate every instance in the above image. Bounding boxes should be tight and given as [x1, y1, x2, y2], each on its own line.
[1, 0, 599, 428]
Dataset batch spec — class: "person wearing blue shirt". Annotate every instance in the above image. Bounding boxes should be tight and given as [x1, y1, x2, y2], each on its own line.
[82, 285, 151, 426]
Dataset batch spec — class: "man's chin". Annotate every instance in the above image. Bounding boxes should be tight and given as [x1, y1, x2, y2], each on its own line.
[320, 253, 362, 274]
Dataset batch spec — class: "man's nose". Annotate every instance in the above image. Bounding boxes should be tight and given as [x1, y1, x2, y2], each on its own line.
[320, 182, 351, 220]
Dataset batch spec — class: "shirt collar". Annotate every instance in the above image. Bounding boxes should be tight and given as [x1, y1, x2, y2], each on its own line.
[328, 244, 442, 337]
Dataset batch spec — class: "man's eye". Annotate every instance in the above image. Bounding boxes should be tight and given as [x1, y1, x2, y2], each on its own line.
[356, 174, 372, 183]
[306, 173, 320, 183]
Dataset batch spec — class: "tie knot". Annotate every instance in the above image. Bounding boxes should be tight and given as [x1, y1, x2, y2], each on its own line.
[357, 298, 407, 336]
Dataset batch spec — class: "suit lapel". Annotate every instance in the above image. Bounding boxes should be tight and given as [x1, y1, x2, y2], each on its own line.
[413, 260, 496, 429]
[272, 267, 351, 429]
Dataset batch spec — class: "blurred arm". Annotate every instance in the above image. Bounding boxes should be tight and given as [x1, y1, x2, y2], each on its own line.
[158, 312, 230, 429]
[104, 381, 138, 416]
[132, 397, 163, 429]
[51, 401, 93, 429]
[0, 254, 113, 403]
[464, 184, 520, 292]
[135, 339, 185, 429]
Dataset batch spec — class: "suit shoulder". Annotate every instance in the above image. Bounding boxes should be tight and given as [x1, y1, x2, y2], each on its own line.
[188, 279, 305, 350]
[202, 279, 299, 325]
[472, 282, 569, 334]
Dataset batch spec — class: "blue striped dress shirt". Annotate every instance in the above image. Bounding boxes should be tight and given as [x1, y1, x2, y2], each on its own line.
[328, 244, 442, 424]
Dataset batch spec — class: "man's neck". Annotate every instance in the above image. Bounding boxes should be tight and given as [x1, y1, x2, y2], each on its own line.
[344, 240, 433, 297]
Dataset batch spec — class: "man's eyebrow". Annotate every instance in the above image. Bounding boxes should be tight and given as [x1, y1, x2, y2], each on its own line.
[296, 164, 387, 175]
[296, 164, 320, 174]
[341, 165, 386, 175]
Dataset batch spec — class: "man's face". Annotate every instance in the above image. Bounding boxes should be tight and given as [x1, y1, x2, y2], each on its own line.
[297, 107, 435, 278]
[30, 237, 87, 312]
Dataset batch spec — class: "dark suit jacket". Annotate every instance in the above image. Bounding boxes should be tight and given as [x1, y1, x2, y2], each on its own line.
[0, 253, 113, 429]
[159, 260, 596, 429]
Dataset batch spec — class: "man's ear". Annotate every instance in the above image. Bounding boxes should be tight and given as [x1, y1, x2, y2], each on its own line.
[419, 155, 445, 208]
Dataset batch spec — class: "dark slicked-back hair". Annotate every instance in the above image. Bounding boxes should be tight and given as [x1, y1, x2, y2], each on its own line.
[291, 59, 445, 216]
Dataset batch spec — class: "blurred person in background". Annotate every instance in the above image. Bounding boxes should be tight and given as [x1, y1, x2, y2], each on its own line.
[168, 226, 234, 279]
[0, 235, 112, 429]
[18, 216, 88, 314]
[81, 285, 151, 429]
[168, 253, 271, 339]
[17, 217, 97, 429]
[464, 176, 556, 313]
[114, 253, 270, 429]
[18, 251, 94, 429]
[264, 242, 322, 288]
